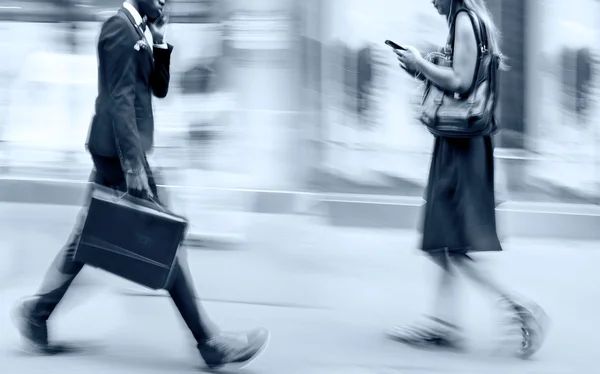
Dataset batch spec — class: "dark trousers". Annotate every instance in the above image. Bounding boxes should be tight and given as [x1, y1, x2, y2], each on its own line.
[28, 155, 212, 344]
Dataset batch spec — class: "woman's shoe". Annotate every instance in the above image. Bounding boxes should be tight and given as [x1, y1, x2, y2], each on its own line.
[386, 315, 465, 351]
[498, 297, 549, 359]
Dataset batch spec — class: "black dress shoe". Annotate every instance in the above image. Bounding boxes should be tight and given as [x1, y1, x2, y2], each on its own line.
[12, 298, 75, 355]
[198, 328, 270, 370]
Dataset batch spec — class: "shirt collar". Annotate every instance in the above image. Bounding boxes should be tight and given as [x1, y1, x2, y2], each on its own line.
[123, 2, 144, 28]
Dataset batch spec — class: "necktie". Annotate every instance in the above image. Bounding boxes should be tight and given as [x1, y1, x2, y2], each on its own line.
[139, 22, 147, 33]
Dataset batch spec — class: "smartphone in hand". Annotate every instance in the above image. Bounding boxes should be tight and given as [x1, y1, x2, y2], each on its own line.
[385, 40, 407, 51]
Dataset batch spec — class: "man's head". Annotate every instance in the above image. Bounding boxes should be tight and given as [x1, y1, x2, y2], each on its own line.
[137, 0, 166, 23]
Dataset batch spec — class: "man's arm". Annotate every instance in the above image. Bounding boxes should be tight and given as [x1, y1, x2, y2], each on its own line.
[151, 44, 174, 98]
[102, 16, 144, 174]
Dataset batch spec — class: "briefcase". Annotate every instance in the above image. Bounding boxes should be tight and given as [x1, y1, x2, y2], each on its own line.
[74, 185, 188, 290]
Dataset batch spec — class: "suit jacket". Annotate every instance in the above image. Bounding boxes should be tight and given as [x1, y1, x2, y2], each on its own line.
[86, 7, 174, 174]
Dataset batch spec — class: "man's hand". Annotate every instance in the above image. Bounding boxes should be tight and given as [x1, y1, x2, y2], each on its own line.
[148, 14, 168, 45]
[125, 169, 152, 199]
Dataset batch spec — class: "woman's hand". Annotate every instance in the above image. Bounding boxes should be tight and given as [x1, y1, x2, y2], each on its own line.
[395, 46, 423, 72]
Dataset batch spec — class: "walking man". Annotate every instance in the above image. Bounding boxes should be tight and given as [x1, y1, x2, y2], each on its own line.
[12, 0, 269, 370]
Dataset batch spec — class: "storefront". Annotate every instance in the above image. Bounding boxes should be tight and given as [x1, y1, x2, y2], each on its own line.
[517, 0, 600, 203]
[313, 0, 448, 196]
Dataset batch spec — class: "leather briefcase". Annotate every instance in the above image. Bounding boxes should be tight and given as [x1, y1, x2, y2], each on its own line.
[74, 185, 188, 290]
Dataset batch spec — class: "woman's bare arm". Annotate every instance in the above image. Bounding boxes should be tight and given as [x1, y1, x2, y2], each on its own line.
[415, 12, 478, 94]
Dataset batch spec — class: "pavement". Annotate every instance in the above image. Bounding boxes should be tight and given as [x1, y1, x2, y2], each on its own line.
[1, 202, 600, 373]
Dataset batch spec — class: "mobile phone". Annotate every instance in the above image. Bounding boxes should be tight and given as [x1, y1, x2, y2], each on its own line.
[385, 40, 406, 51]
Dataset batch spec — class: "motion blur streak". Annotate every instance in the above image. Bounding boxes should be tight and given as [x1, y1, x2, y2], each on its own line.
[0, 1, 599, 373]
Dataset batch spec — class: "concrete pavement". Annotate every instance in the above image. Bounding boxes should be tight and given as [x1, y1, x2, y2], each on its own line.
[1, 203, 600, 373]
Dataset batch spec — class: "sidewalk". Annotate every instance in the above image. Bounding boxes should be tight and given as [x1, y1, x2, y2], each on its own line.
[1, 203, 599, 373]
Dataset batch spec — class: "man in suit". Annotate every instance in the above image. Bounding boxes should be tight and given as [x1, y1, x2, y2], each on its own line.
[12, 0, 269, 370]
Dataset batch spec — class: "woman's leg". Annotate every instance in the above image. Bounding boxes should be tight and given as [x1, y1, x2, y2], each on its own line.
[429, 252, 460, 326]
[450, 254, 510, 299]
[387, 252, 463, 349]
[450, 254, 549, 359]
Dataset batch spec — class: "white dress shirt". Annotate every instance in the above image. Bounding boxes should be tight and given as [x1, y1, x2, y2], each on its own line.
[123, 2, 168, 51]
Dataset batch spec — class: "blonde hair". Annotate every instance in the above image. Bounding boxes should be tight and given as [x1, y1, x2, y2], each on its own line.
[454, 0, 508, 70]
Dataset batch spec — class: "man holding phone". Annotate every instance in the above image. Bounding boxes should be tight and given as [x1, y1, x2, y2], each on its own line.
[12, 0, 269, 370]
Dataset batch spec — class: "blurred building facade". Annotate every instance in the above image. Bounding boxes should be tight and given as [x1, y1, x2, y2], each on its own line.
[307, 0, 600, 204]
[0, 0, 599, 205]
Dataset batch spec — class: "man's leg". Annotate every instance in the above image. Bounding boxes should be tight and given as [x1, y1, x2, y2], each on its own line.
[14, 222, 86, 353]
[14, 170, 101, 353]
[166, 254, 215, 343]
[165, 249, 270, 369]
[144, 160, 270, 369]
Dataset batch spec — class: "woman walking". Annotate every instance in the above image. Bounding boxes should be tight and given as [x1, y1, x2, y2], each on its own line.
[387, 0, 548, 359]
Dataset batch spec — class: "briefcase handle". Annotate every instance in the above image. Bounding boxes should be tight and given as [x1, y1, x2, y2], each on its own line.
[116, 191, 169, 214]
[147, 195, 168, 213]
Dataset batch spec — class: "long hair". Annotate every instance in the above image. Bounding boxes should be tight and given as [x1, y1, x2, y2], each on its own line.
[453, 0, 508, 70]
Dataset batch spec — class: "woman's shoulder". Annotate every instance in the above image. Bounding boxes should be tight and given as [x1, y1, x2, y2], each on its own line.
[454, 10, 475, 27]
[452, 10, 477, 38]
